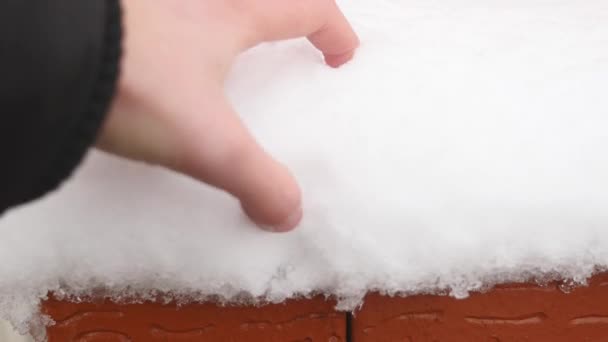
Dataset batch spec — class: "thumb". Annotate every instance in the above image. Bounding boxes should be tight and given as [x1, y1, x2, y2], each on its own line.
[177, 93, 302, 232]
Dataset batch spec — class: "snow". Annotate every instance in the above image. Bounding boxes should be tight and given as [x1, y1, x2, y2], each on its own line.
[2, 0, 608, 338]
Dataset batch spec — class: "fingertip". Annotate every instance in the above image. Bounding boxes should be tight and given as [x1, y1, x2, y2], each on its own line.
[273, 206, 304, 232]
[324, 48, 357, 68]
[237, 164, 303, 233]
[255, 206, 303, 233]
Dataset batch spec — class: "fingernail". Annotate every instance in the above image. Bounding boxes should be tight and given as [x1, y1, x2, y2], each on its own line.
[271, 207, 303, 233]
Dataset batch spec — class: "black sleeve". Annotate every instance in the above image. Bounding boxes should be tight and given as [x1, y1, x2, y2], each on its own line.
[0, 0, 122, 213]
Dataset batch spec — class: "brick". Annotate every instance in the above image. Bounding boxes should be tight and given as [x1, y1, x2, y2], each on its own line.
[42, 296, 346, 341]
[42, 273, 608, 341]
[352, 273, 608, 341]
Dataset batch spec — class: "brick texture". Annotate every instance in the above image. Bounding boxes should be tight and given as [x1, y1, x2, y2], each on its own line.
[42, 273, 608, 341]
[353, 273, 608, 341]
[42, 296, 346, 341]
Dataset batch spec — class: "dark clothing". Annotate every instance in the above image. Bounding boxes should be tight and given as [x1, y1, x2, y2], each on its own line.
[0, 0, 122, 213]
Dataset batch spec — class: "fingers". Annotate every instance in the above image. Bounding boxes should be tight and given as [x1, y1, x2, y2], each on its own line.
[306, 2, 360, 68]
[177, 92, 302, 232]
[247, 0, 360, 67]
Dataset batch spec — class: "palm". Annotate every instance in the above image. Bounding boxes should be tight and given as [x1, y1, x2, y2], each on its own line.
[98, 0, 359, 231]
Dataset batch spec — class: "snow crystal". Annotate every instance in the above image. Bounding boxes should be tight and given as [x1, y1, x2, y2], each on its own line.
[2, 0, 608, 338]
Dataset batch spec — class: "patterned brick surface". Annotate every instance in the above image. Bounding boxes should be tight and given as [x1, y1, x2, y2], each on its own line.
[42, 296, 346, 341]
[353, 273, 608, 341]
[43, 273, 608, 341]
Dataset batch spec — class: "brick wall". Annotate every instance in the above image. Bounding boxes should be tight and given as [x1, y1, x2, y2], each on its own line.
[43, 273, 608, 341]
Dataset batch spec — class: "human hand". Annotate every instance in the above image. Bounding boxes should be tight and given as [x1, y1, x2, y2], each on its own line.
[97, 0, 359, 232]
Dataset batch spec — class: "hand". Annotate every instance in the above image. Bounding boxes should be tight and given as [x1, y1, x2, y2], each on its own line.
[97, 0, 359, 232]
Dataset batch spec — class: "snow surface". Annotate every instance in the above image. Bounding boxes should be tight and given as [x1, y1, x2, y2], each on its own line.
[2, 0, 608, 338]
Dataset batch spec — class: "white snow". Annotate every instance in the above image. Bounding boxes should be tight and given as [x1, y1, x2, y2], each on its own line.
[2, 0, 608, 338]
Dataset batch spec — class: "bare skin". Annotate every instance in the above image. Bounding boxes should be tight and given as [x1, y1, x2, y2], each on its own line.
[97, 0, 359, 232]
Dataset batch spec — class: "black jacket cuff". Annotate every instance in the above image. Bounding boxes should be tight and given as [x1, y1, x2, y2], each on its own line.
[0, 0, 122, 213]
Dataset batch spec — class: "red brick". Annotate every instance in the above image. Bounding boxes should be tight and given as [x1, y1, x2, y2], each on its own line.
[43, 296, 346, 341]
[42, 273, 608, 341]
[352, 273, 608, 341]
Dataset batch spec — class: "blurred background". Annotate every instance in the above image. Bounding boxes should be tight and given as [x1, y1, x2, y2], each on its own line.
[0, 321, 33, 342]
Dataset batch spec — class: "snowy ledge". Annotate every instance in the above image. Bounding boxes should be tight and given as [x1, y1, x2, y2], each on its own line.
[1, 0, 608, 337]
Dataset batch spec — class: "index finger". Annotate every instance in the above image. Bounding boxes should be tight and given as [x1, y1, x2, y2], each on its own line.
[248, 0, 360, 67]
